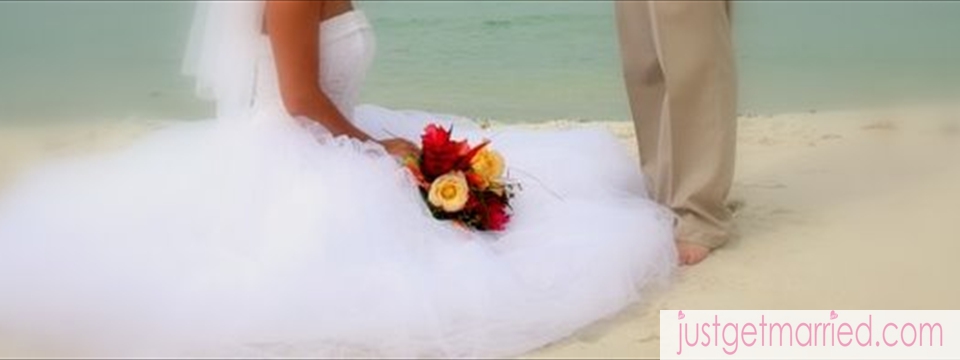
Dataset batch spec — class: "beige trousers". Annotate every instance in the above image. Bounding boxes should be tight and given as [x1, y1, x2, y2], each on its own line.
[616, 0, 737, 249]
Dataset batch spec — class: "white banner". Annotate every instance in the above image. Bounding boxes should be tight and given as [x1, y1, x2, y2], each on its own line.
[661, 310, 958, 359]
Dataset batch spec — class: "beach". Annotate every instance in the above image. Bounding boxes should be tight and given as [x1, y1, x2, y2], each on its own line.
[3, 0, 960, 357]
[532, 106, 960, 358]
[2, 105, 959, 358]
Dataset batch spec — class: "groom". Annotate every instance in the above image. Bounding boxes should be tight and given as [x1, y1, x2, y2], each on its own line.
[616, 1, 737, 265]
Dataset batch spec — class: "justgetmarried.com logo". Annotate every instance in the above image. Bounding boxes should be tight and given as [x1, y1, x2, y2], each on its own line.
[660, 310, 959, 359]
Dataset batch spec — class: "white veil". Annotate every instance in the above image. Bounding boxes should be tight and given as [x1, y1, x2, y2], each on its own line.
[182, 1, 266, 119]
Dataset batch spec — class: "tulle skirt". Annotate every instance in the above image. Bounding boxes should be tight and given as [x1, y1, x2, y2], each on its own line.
[0, 105, 676, 358]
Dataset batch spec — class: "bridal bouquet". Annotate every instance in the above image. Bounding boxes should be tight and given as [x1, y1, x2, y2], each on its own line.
[403, 124, 516, 231]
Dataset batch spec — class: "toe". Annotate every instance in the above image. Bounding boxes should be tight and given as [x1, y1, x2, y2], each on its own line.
[677, 243, 711, 266]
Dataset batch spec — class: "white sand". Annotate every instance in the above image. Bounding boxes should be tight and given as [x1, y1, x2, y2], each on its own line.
[2, 106, 959, 358]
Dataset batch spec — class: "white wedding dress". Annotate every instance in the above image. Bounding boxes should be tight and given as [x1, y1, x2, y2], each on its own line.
[0, 9, 676, 358]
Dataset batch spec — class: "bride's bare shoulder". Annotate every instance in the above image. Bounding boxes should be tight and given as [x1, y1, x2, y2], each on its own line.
[264, 1, 321, 25]
[264, 1, 355, 31]
[264, 0, 354, 22]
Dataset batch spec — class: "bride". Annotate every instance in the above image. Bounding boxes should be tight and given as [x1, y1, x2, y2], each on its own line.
[0, 1, 676, 358]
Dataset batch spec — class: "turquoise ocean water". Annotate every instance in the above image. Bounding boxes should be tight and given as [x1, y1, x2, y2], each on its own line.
[1, 1, 959, 123]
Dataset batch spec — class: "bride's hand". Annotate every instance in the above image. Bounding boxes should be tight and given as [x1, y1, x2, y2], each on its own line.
[378, 138, 420, 159]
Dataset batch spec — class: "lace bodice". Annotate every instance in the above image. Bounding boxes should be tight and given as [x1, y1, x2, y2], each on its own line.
[252, 11, 375, 120]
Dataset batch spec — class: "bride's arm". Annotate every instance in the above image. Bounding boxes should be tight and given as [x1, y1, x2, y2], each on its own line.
[265, 1, 371, 141]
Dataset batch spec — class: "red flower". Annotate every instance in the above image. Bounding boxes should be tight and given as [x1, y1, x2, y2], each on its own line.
[464, 194, 481, 212]
[455, 140, 490, 170]
[410, 123, 515, 232]
[482, 194, 511, 231]
[421, 124, 469, 179]
[464, 171, 487, 189]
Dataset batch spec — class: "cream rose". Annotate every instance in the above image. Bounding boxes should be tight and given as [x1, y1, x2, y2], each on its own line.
[470, 148, 505, 182]
[428, 171, 470, 212]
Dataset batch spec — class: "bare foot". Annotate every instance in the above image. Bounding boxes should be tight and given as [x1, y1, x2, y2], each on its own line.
[677, 242, 711, 266]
